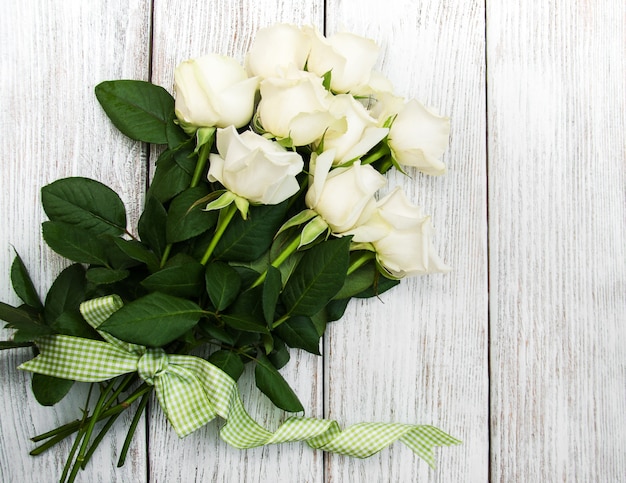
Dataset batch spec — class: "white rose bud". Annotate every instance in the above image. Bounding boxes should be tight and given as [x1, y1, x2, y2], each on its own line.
[245, 23, 311, 79]
[362, 188, 450, 277]
[387, 99, 450, 175]
[318, 94, 388, 165]
[257, 70, 340, 146]
[304, 27, 380, 94]
[305, 150, 386, 234]
[208, 126, 303, 205]
[174, 54, 259, 133]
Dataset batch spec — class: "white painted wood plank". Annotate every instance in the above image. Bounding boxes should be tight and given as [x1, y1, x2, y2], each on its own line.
[487, 1, 626, 481]
[324, 1, 489, 482]
[147, 2, 327, 482]
[0, 1, 151, 481]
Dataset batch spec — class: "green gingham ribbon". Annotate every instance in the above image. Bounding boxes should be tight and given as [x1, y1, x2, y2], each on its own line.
[19, 295, 460, 466]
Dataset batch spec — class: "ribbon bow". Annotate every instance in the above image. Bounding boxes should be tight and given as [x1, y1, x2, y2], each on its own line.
[20, 295, 460, 466]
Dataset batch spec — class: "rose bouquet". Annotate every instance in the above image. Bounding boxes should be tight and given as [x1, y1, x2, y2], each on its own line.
[1, 24, 459, 482]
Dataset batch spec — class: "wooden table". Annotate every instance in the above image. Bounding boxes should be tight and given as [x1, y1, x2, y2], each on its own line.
[1, 1, 624, 481]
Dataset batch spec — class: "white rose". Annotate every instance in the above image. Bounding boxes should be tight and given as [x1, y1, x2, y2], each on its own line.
[304, 27, 380, 93]
[257, 70, 340, 146]
[361, 188, 450, 277]
[245, 23, 311, 79]
[305, 150, 386, 234]
[387, 99, 450, 175]
[208, 126, 303, 205]
[174, 54, 259, 133]
[317, 94, 389, 165]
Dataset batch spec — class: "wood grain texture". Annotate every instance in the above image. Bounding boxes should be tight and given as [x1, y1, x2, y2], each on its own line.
[487, 1, 626, 481]
[0, 1, 151, 481]
[323, 1, 488, 482]
[147, 2, 327, 482]
[2, 0, 625, 482]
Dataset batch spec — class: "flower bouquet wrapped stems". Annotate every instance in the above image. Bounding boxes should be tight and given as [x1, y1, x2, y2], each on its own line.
[1, 24, 459, 482]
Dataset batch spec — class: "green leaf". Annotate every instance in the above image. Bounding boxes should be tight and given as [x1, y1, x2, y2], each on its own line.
[99, 292, 204, 347]
[326, 298, 351, 322]
[166, 186, 218, 243]
[41, 177, 127, 236]
[310, 309, 327, 336]
[44, 264, 86, 324]
[166, 117, 189, 149]
[86, 267, 129, 285]
[254, 353, 303, 412]
[198, 320, 235, 345]
[32, 373, 74, 406]
[112, 238, 160, 272]
[334, 261, 378, 300]
[208, 350, 244, 381]
[95, 80, 175, 144]
[11, 252, 42, 309]
[214, 202, 289, 262]
[275, 316, 321, 355]
[0, 341, 33, 350]
[205, 262, 241, 311]
[50, 311, 100, 339]
[355, 274, 400, 298]
[281, 237, 351, 317]
[0, 301, 52, 335]
[221, 314, 269, 334]
[267, 337, 290, 369]
[41, 222, 109, 266]
[138, 196, 167, 259]
[262, 266, 282, 325]
[147, 147, 196, 203]
[141, 261, 204, 298]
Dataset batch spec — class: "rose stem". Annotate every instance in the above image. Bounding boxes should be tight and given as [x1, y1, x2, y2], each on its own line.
[200, 202, 238, 265]
[189, 136, 214, 188]
[117, 391, 150, 467]
[58, 383, 94, 483]
[30, 384, 152, 455]
[360, 144, 390, 166]
[347, 251, 376, 275]
[250, 234, 301, 288]
[73, 382, 116, 474]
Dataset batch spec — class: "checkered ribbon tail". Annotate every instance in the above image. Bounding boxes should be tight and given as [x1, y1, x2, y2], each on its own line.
[19, 295, 460, 466]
